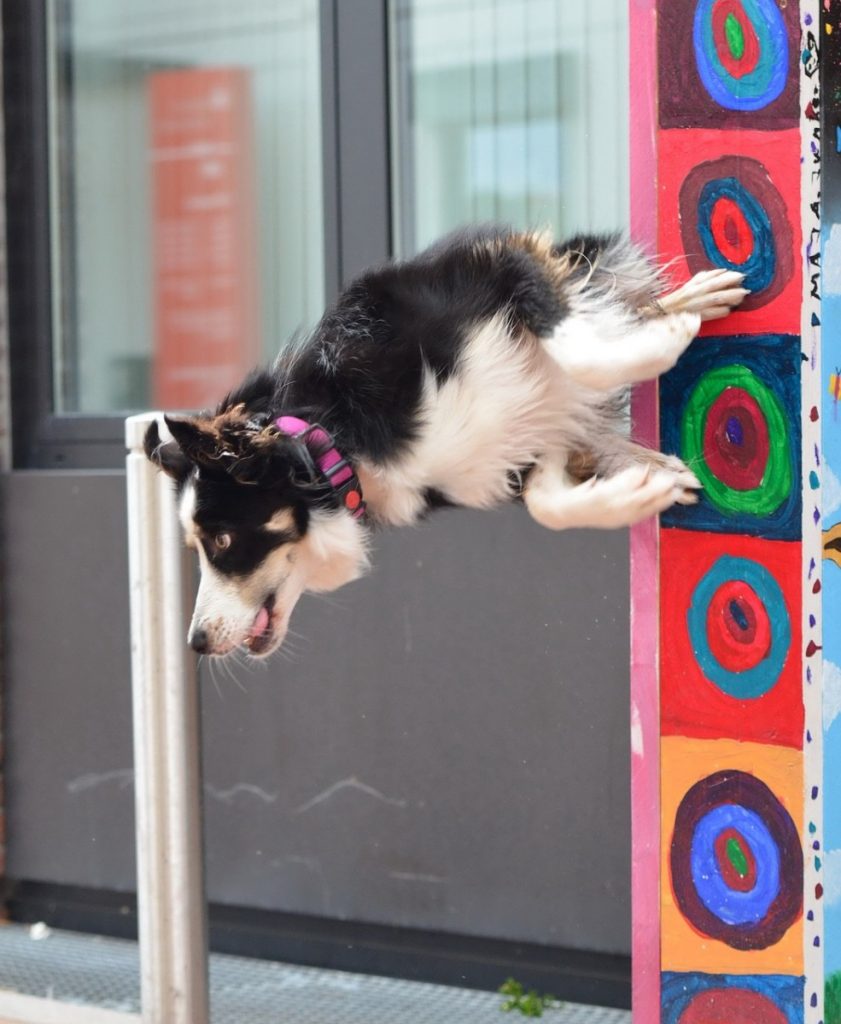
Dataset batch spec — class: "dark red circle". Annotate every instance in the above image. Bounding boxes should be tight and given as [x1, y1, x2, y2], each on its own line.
[703, 387, 769, 490]
[710, 196, 754, 264]
[678, 986, 788, 1024]
[678, 156, 794, 312]
[706, 579, 771, 673]
[711, 0, 761, 79]
[713, 826, 758, 892]
[345, 490, 361, 510]
[670, 770, 802, 951]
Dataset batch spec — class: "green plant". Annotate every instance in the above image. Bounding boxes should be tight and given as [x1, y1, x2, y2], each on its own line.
[498, 978, 563, 1017]
[826, 970, 841, 1024]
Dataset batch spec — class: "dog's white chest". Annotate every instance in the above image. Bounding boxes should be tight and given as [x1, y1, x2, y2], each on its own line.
[358, 316, 573, 525]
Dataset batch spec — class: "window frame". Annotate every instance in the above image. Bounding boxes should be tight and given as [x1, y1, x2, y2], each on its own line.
[3, 0, 391, 469]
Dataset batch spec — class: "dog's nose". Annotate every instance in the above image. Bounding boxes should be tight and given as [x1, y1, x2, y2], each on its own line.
[189, 628, 209, 654]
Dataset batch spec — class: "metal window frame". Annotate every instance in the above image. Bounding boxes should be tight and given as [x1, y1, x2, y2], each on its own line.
[3, 0, 391, 470]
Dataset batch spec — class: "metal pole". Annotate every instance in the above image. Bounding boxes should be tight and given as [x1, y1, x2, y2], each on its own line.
[125, 413, 209, 1024]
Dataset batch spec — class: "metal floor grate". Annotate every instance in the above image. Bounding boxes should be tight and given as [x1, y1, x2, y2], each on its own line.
[0, 924, 630, 1024]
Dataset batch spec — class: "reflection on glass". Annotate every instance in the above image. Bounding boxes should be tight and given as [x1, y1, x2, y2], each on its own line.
[48, 0, 324, 414]
[390, 0, 629, 256]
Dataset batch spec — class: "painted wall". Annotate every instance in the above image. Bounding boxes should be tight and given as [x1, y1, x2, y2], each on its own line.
[632, 1, 822, 1021]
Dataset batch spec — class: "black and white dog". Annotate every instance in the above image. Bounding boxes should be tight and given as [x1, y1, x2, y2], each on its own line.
[144, 227, 746, 658]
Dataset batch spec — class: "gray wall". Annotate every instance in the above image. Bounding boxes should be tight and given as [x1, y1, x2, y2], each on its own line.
[2, 470, 631, 954]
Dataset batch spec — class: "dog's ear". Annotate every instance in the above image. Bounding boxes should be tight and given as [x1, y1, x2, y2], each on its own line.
[226, 431, 315, 488]
[163, 415, 226, 470]
[161, 413, 320, 491]
[143, 420, 191, 481]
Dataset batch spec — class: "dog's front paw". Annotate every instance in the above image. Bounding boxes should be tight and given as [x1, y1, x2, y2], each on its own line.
[662, 268, 750, 321]
[525, 463, 701, 531]
[583, 464, 701, 528]
[641, 454, 701, 506]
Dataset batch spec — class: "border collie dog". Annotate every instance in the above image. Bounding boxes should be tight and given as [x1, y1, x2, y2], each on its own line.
[144, 227, 746, 658]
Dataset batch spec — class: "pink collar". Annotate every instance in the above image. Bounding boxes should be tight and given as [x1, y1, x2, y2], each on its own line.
[276, 416, 366, 519]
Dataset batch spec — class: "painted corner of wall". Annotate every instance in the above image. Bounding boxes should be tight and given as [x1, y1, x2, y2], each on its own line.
[628, 1, 660, 1021]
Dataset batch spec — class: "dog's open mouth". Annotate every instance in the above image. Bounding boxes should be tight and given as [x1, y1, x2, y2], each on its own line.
[243, 594, 276, 656]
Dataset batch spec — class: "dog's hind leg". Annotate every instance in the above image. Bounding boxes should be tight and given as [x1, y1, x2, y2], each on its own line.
[523, 452, 699, 531]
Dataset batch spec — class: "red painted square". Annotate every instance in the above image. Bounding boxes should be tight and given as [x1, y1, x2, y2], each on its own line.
[660, 529, 803, 748]
[657, 128, 801, 336]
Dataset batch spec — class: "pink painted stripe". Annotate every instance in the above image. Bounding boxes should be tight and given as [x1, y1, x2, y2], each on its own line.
[629, 0, 661, 1021]
[629, 0, 659, 253]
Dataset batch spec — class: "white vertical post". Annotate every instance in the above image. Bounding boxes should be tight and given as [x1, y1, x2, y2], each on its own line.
[125, 413, 209, 1024]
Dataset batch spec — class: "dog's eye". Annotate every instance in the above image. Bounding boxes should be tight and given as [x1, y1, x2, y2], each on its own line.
[213, 532, 232, 551]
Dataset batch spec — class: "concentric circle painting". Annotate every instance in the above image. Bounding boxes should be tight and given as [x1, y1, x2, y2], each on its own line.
[678, 157, 793, 310]
[681, 364, 792, 518]
[677, 986, 788, 1024]
[687, 555, 791, 700]
[661, 971, 804, 1024]
[659, 531, 802, 748]
[658, 0, 799, 129]
[659, 334, 801, 540]
[657, 130, 801, 336]
[670, 770, 802, 950]
[692, 0, 789, 112]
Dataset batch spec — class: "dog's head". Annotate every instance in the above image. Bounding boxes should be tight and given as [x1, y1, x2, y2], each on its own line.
[143, 405, 369, 658]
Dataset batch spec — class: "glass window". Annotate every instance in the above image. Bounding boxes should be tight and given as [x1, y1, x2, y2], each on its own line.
[47, 0, 324, 414]
[390, 0, 629, 256]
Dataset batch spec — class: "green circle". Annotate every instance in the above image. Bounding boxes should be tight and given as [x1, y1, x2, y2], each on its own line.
[680, 364, 792, 517]
[724, 12, 745, 60]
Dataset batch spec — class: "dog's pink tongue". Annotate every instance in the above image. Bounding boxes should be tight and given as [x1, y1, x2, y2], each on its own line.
[250, 605, 270, 638]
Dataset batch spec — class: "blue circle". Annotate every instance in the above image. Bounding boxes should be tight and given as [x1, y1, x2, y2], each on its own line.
[690, 803, 780, 925]
[696, 177, 776, 293]
[686, 555, 791, 699]
[693, 0, 789, 111]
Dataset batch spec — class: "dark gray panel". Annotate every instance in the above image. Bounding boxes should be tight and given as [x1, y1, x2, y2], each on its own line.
[2, 471, 136, 888]
[3, 471, 630, 954]
[200, 505, 630, 953]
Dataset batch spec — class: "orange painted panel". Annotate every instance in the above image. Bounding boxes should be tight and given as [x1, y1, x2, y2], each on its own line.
[660, 736, 803, 976]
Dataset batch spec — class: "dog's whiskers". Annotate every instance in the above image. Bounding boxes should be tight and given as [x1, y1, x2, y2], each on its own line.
[201, 656, 226, 701]
[220, 651, 248, 692]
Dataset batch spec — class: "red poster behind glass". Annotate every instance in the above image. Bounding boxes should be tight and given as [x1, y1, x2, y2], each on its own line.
[149, 67, 259, 410]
